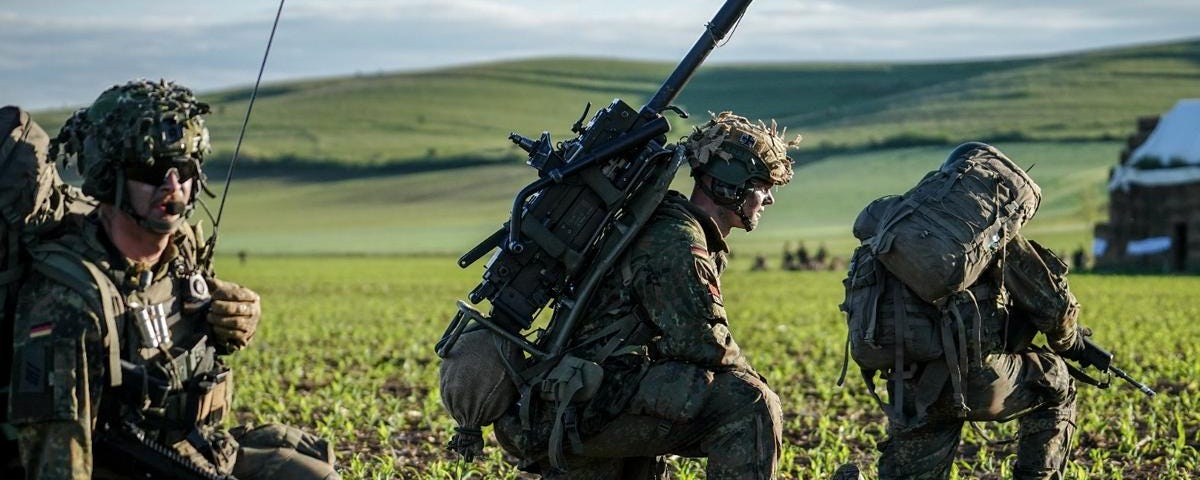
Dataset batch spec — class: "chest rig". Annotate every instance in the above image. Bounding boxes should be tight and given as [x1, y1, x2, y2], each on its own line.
[29, 215, 238, 471]
[104, 249, 233, 438]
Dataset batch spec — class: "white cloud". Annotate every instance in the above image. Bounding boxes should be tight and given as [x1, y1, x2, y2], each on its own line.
[3, 0, 1198, 109]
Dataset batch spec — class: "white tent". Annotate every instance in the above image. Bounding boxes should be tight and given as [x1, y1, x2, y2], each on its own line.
[1109, 99, 1200, 191]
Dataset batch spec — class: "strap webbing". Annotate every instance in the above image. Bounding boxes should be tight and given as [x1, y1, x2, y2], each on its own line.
[1064, 361, 1110, 389]
[890, 281, 907, 421]
[864, 260, 885, 347]
[836, 333, 850, 387]
[1, 234, 20, 284]
[78, 260, 123, 387]
[547, 370, 588, 471]
[939, 308, 969, 417]
[861, 369, 888, 413]
[31, 248, 123, 387]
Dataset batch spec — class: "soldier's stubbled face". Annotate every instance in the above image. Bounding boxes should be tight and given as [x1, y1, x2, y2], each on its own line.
[736, 182, 775, 231]
[126, 168, 192, 233]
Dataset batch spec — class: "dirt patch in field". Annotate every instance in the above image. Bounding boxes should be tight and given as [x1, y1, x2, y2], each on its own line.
[380, 378, 429, 399]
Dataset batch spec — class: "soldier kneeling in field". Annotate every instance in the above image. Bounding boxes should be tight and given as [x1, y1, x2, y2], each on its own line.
[841, 144, 1085, 480]
[7, 80, 339, 479]
[492, 112, 799, 479]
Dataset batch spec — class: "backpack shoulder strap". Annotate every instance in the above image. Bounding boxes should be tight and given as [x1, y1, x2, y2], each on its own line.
[30, 243, 124, 387]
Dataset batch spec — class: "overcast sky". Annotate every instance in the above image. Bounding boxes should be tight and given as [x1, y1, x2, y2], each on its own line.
[3, 0, 1197, 109]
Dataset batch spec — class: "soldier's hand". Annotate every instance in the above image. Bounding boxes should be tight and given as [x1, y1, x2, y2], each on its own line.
[206, 278, 261, 351]
[1055, 327, 1089, 363]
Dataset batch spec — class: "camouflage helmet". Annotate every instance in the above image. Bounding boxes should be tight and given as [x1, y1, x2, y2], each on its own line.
[684, 111, 798, 189]
[54, 79, 211, 204]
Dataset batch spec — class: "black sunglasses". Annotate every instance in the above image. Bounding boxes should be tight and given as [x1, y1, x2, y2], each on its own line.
[124, 158, 200, 186]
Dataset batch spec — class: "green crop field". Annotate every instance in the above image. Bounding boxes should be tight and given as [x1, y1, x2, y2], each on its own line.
[217, 256, 1199, 479]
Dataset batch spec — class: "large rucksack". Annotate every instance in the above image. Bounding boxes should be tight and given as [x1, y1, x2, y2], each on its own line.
[844, 144, 1041, 422]
[841, 245, 1012, 420]
[0, 106, 95, 470]
[843, 143, 1056, 421]
[868, 142, 1042, 305]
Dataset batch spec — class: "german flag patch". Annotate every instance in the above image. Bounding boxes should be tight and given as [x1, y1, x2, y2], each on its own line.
[29, 323, 53, 339]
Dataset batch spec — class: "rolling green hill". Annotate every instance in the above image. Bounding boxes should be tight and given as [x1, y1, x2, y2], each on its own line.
[211, 141, 1114, 259]
[35, 38, 1199, 167]
[30, 38, 1197, 257]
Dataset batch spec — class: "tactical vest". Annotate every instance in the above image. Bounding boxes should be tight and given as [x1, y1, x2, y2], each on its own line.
[30, 215, 231, 452]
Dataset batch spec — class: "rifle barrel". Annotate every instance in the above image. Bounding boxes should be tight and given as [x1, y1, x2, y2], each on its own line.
[1111, 366, 1157, 398]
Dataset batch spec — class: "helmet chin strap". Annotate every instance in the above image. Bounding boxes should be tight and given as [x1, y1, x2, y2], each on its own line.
[737, 206, 756, 232]
[696, 176, 756, 231]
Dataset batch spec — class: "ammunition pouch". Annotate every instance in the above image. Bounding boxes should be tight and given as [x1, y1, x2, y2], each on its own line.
[539, 355, 603, 404]
[185, 368, 232, 426]
[119, 360, 173, 410]
[122, 366, 232, 430]
[538, 355, 604, 471]
[120, 335, 230, 429]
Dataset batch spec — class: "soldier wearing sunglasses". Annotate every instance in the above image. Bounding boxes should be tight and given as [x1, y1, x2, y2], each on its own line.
[8, 80, 339, 479]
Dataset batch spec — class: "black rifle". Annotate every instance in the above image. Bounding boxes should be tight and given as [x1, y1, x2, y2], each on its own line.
[439, 0, 754, 361]
[1069, 337, 1156, 398]
[93, 420, 238, 480]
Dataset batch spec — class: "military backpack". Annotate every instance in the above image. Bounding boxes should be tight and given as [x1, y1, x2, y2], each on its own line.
[842, 193, 980, 420]
[0, 106, 100, 469]
[842, 143, 1078, 422]
[867, 142, 1042, 305]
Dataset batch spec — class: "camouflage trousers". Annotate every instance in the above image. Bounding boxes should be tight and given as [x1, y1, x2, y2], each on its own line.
[878, 348, 1077, 480]
[496, 369, 782, 480]
[19, 422, 338, 480]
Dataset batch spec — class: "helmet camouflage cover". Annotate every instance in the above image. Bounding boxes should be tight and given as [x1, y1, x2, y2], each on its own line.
[684, 111, 799, 188]
[53, 79, 211, 203]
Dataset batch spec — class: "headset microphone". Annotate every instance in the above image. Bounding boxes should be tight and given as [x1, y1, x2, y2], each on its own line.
[164, 201, 186, 215]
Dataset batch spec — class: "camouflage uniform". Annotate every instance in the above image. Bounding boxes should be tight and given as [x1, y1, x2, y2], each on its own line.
[492, 112, 797, 479]
[877, 269, 1078, 480]
[9, 212, 339, 480]
[495, 191, 782, 479]
[7, 80, 338, 480]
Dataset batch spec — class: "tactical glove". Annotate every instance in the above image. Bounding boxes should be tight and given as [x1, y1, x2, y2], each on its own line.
[206, 277, 261, 351]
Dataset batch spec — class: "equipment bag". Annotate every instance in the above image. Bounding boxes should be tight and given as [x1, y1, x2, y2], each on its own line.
[438, 310, 528, 462]
[844, 192, 1009, 421]
[868, 142, 1041, 305]
[840, 245, 1012, 421]
[842, 245, 944, 372]
[0, 106, 96, 465]
[845, 194, 943, 373]
[840, 244, 944, 420]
